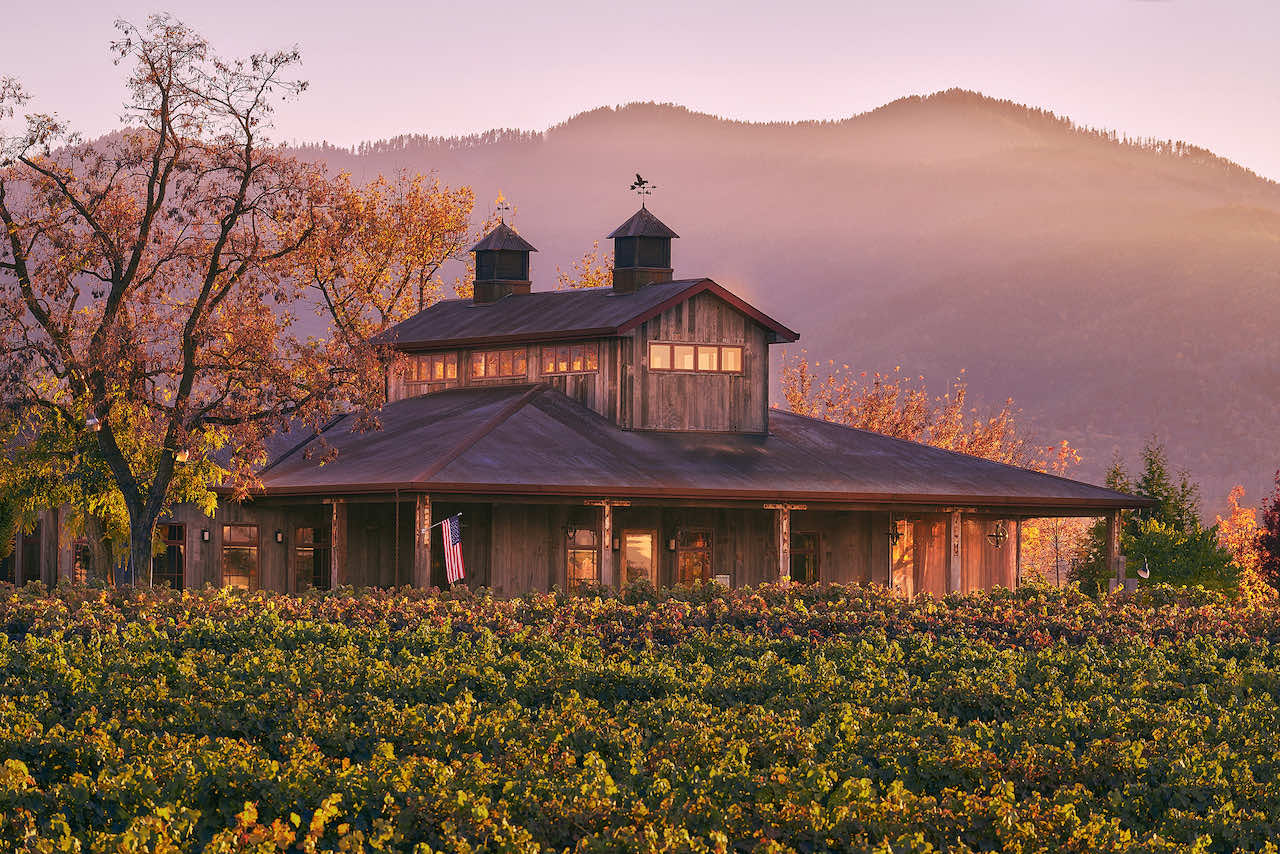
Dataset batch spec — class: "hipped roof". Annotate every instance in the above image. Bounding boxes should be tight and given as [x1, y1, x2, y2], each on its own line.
[470, 221, 537, 252]
[249, 385, 1150, 512]
[608, 206, 680, 239]
[381, 278, 801, 349]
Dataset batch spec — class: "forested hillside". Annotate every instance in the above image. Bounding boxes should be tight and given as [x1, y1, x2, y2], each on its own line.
[299, 91, 1280, 510]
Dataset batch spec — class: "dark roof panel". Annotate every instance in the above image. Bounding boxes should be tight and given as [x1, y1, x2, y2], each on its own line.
[381, 278, 800, 348]
[608, 206, 680, 239]
[470, 222, 538, 253]
[252, 385, 1149, 512]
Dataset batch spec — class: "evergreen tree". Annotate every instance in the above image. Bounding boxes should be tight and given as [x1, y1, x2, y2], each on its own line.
[1071, 440, 1234, 593]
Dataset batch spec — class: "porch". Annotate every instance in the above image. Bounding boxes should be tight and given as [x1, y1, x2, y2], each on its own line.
[160, 494, 1123, 595]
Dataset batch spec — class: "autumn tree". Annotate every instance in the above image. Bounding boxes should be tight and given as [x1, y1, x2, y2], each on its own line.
[556, 240, 613, 290]
[1259, 471, 1280, 589]
[781, 355, 1076, 471]
[0, 17, 474, 582]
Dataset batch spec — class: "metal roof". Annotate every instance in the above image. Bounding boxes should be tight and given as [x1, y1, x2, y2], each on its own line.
[380, 278, 801, 349]
[470, 222, 537, 253]
[608, 206, 680, 239]
[251, 385, 1150, 512]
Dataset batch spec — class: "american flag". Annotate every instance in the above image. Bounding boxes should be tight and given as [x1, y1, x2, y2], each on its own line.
[443, 514, 465, 584]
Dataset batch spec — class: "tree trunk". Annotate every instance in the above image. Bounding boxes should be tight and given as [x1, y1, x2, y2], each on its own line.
[83, 513, 115, 583]
[125, 507, 158, 587]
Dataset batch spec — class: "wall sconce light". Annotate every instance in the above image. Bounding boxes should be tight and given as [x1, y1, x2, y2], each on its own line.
[612, 537, 620, 551]
[986, 521, 1009, 549]
[887, 514, 902, 546]
[86, 415, 101, 432]
[175, 448, 190, 463]
[667, 538, 677, 552]
[274, 530, 284, 544]
[200, 529, 210, 542]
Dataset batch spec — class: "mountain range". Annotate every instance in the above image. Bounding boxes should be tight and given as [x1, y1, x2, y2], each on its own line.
[298, 90, 1280, 513]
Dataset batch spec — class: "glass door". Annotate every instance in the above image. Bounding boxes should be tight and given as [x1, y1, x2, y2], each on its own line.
[621, 530, 657, 586]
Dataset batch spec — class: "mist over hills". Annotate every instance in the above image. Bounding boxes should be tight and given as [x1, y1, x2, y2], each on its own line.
[299, 90, 1280, 512]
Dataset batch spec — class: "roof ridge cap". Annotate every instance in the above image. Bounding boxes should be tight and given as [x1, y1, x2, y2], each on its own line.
[412, 384, 549, 485]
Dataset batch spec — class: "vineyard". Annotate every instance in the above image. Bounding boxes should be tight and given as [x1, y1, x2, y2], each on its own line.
[3, 583, 1280, 853]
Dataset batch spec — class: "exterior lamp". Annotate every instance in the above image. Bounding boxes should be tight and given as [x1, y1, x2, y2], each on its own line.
[274, 530, 284, 543]
[986, 521, 1009, 549]
[200, 529, 211, 542]
[86, 415, 101, 432]
[175, 448, 190, 463]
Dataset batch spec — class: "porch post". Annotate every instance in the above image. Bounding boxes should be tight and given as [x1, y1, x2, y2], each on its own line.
[12, 529, 23, 586]
[1105, 509, 1121, 592]
[330, 500, 347, 589]
[413, 494, 432, 588]
[1015, 519, 1023, 587]
[948, 510, 963, 593]
[777, 506, 791, 583]
[600, 502, 614, 588]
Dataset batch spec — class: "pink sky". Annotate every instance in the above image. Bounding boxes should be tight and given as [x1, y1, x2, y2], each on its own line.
[7, 0, 1280, 180]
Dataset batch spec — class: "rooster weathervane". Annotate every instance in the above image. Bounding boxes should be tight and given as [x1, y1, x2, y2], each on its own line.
[629, 173, 657, 205]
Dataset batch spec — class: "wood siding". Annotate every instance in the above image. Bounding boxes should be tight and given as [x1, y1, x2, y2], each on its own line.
[620, 292, 770, 433]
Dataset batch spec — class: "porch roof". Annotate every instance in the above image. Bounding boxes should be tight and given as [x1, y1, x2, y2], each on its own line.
[247, 385, 1149, 512]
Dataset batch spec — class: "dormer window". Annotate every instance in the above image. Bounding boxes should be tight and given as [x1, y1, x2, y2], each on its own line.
[471, 347, 528, 379]
[649, 342, 743, 373]
[541, 343, 599, 375]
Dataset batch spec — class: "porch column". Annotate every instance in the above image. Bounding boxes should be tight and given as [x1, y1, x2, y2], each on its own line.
[947, 510, 963, 593]
[1105, 509, 1122, 592]
[765, 504, 791, 583]
[600, 502, 614, 587]
[1015, 519, 1023, 588]
[330, 500, 347, 589]
[12, 529, 23, 586]
[413, 494, 432, 588]
[585, 500, 630, 588]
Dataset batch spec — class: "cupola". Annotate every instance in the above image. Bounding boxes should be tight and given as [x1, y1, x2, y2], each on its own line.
[608, 205, 678, 293]
[471, 221, 537, 304]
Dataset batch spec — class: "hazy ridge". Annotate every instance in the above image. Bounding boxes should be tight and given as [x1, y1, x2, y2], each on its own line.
[297, 90, 1280, 511]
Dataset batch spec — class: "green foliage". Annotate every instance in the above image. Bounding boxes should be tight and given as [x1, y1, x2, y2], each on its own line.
[3, 583, 1280, 852]
[1128, 517, 1238, 589]
[0, 496, 15, 560]
[0, 399, 225, 575]
[1073, 440, 1234, 594]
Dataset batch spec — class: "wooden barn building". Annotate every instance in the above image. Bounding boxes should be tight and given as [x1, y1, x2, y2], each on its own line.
[2, 206, 1145, 594]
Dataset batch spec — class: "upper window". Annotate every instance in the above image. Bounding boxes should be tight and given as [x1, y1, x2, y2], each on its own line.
[406, 353, 458, 390]
[648, 343, 744, 373]
[471, 348, 528, 379]
[541, 343, 599, 375]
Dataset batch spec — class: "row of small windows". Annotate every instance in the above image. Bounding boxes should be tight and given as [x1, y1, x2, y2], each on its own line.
[405, 341, 743, 388]
[406, 344, 602, 386]
[648, 343, 743, 373]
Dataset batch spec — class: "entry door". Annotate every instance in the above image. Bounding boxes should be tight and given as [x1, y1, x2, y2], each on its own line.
[621, 530, 657, 586]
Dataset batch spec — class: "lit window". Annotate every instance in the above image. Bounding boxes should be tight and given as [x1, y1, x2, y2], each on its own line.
[541, 343, 599, 375]
[221, 525, 259, 590]
[152, 524, 185, 590]
[406, 353, 458, 389]
[672, 345, 695, 371]
[649, 343, 671, 370]
[470, 348, 528, 379]
[567, 527, 599, 587]
[648, 342, 745, 373]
